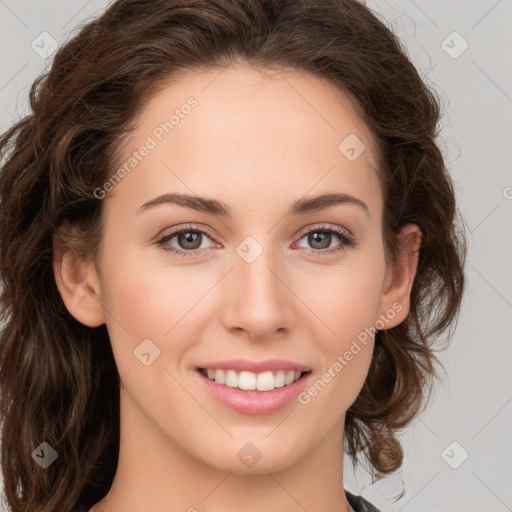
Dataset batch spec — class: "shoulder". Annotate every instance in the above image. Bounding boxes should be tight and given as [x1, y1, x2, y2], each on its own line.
[346, 490, 382, 512]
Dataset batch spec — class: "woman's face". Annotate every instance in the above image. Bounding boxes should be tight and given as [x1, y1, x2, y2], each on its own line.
[61, 65, 415, 474]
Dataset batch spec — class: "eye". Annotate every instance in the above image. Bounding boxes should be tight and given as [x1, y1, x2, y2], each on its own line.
[155, 224, 218, 257]
[293, 224, 355, 257]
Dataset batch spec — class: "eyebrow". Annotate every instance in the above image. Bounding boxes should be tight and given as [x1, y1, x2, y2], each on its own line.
[135, 192, 369, 217]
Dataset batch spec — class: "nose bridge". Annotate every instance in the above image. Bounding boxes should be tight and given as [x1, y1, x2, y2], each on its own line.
[240, 252, 281, 304]
[225, 234, 293, 337]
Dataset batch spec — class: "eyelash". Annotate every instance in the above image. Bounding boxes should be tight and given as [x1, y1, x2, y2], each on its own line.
[155, 223, 356, 258]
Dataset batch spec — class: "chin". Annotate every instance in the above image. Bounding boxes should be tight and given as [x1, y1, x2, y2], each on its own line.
[199, 439, 303, 475]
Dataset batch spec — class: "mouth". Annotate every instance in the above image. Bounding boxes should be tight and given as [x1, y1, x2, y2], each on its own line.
[195, 365, 313, 414]
[197, 367, 312, 392]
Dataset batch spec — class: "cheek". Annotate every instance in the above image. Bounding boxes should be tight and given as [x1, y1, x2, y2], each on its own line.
[98, 246, 217, 368]
[297, 280, 380, 415]
[298, 260, 384, 399]
[305, 260, 385, 339]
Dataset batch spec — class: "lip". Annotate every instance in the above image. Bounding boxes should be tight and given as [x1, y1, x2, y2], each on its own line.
[195, 368, 312, 415]
[196, 358, 311, 373]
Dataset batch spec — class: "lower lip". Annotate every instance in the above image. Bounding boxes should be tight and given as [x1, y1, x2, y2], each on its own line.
[196, 369, 312, 415]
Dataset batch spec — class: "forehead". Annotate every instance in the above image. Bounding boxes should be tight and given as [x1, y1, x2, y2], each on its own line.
[106, 64, 383, 221]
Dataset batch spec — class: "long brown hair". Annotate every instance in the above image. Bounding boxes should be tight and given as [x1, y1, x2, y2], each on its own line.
[0, 0, 466, 510]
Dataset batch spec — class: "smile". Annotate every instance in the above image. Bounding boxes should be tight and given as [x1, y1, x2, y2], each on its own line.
[199, 368, 311, 392]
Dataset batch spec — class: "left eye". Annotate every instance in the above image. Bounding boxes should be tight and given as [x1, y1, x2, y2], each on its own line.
[295, 229, 345, 251]
[157, 226, 214, 255]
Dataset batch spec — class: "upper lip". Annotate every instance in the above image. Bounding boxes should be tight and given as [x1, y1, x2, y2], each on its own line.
[197, 359, 311, 373]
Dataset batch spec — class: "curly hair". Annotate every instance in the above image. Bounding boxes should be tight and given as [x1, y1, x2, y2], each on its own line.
[0, 0, 466, 510]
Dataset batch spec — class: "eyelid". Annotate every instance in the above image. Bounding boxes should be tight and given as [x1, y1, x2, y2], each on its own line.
[295, 222, 353, 240]
[157, 223, 218, 241]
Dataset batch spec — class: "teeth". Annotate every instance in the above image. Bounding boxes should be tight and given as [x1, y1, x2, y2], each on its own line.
[239, 371, 256, 390]
[225, 370, 238, 388]
[284, 370, 295, 385]
[214, 368, 225, 385]
[255, 371, 272, 391]
[274, 370, 285, 388]
[201, 368, 305, 391]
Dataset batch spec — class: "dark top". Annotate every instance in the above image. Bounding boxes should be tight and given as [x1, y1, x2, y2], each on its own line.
[73, 490, 381, 512]
[346, 490, 382, 512]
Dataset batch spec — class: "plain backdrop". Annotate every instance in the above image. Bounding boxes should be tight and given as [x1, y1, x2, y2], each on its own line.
[0, 1, 511, 511]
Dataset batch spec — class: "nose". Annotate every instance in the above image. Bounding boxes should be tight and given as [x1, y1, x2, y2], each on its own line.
[221, 243, 295, 341]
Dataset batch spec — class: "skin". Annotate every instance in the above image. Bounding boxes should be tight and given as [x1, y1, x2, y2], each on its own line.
[54, 64, 421, 512]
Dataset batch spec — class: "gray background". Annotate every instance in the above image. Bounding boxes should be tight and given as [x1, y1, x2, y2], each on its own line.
[0, 1, 511, 511]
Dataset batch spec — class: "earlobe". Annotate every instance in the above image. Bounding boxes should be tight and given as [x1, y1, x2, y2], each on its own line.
[377, 224, 421, 329]
[52, 226, 106, 328]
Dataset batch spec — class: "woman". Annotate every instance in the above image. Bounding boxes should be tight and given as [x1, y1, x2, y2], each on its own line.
[0, 1, 466, 511]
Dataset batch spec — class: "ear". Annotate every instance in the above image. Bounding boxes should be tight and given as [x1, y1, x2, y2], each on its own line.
[53, 221, 106, 327]
[376, 223, 421, 328]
